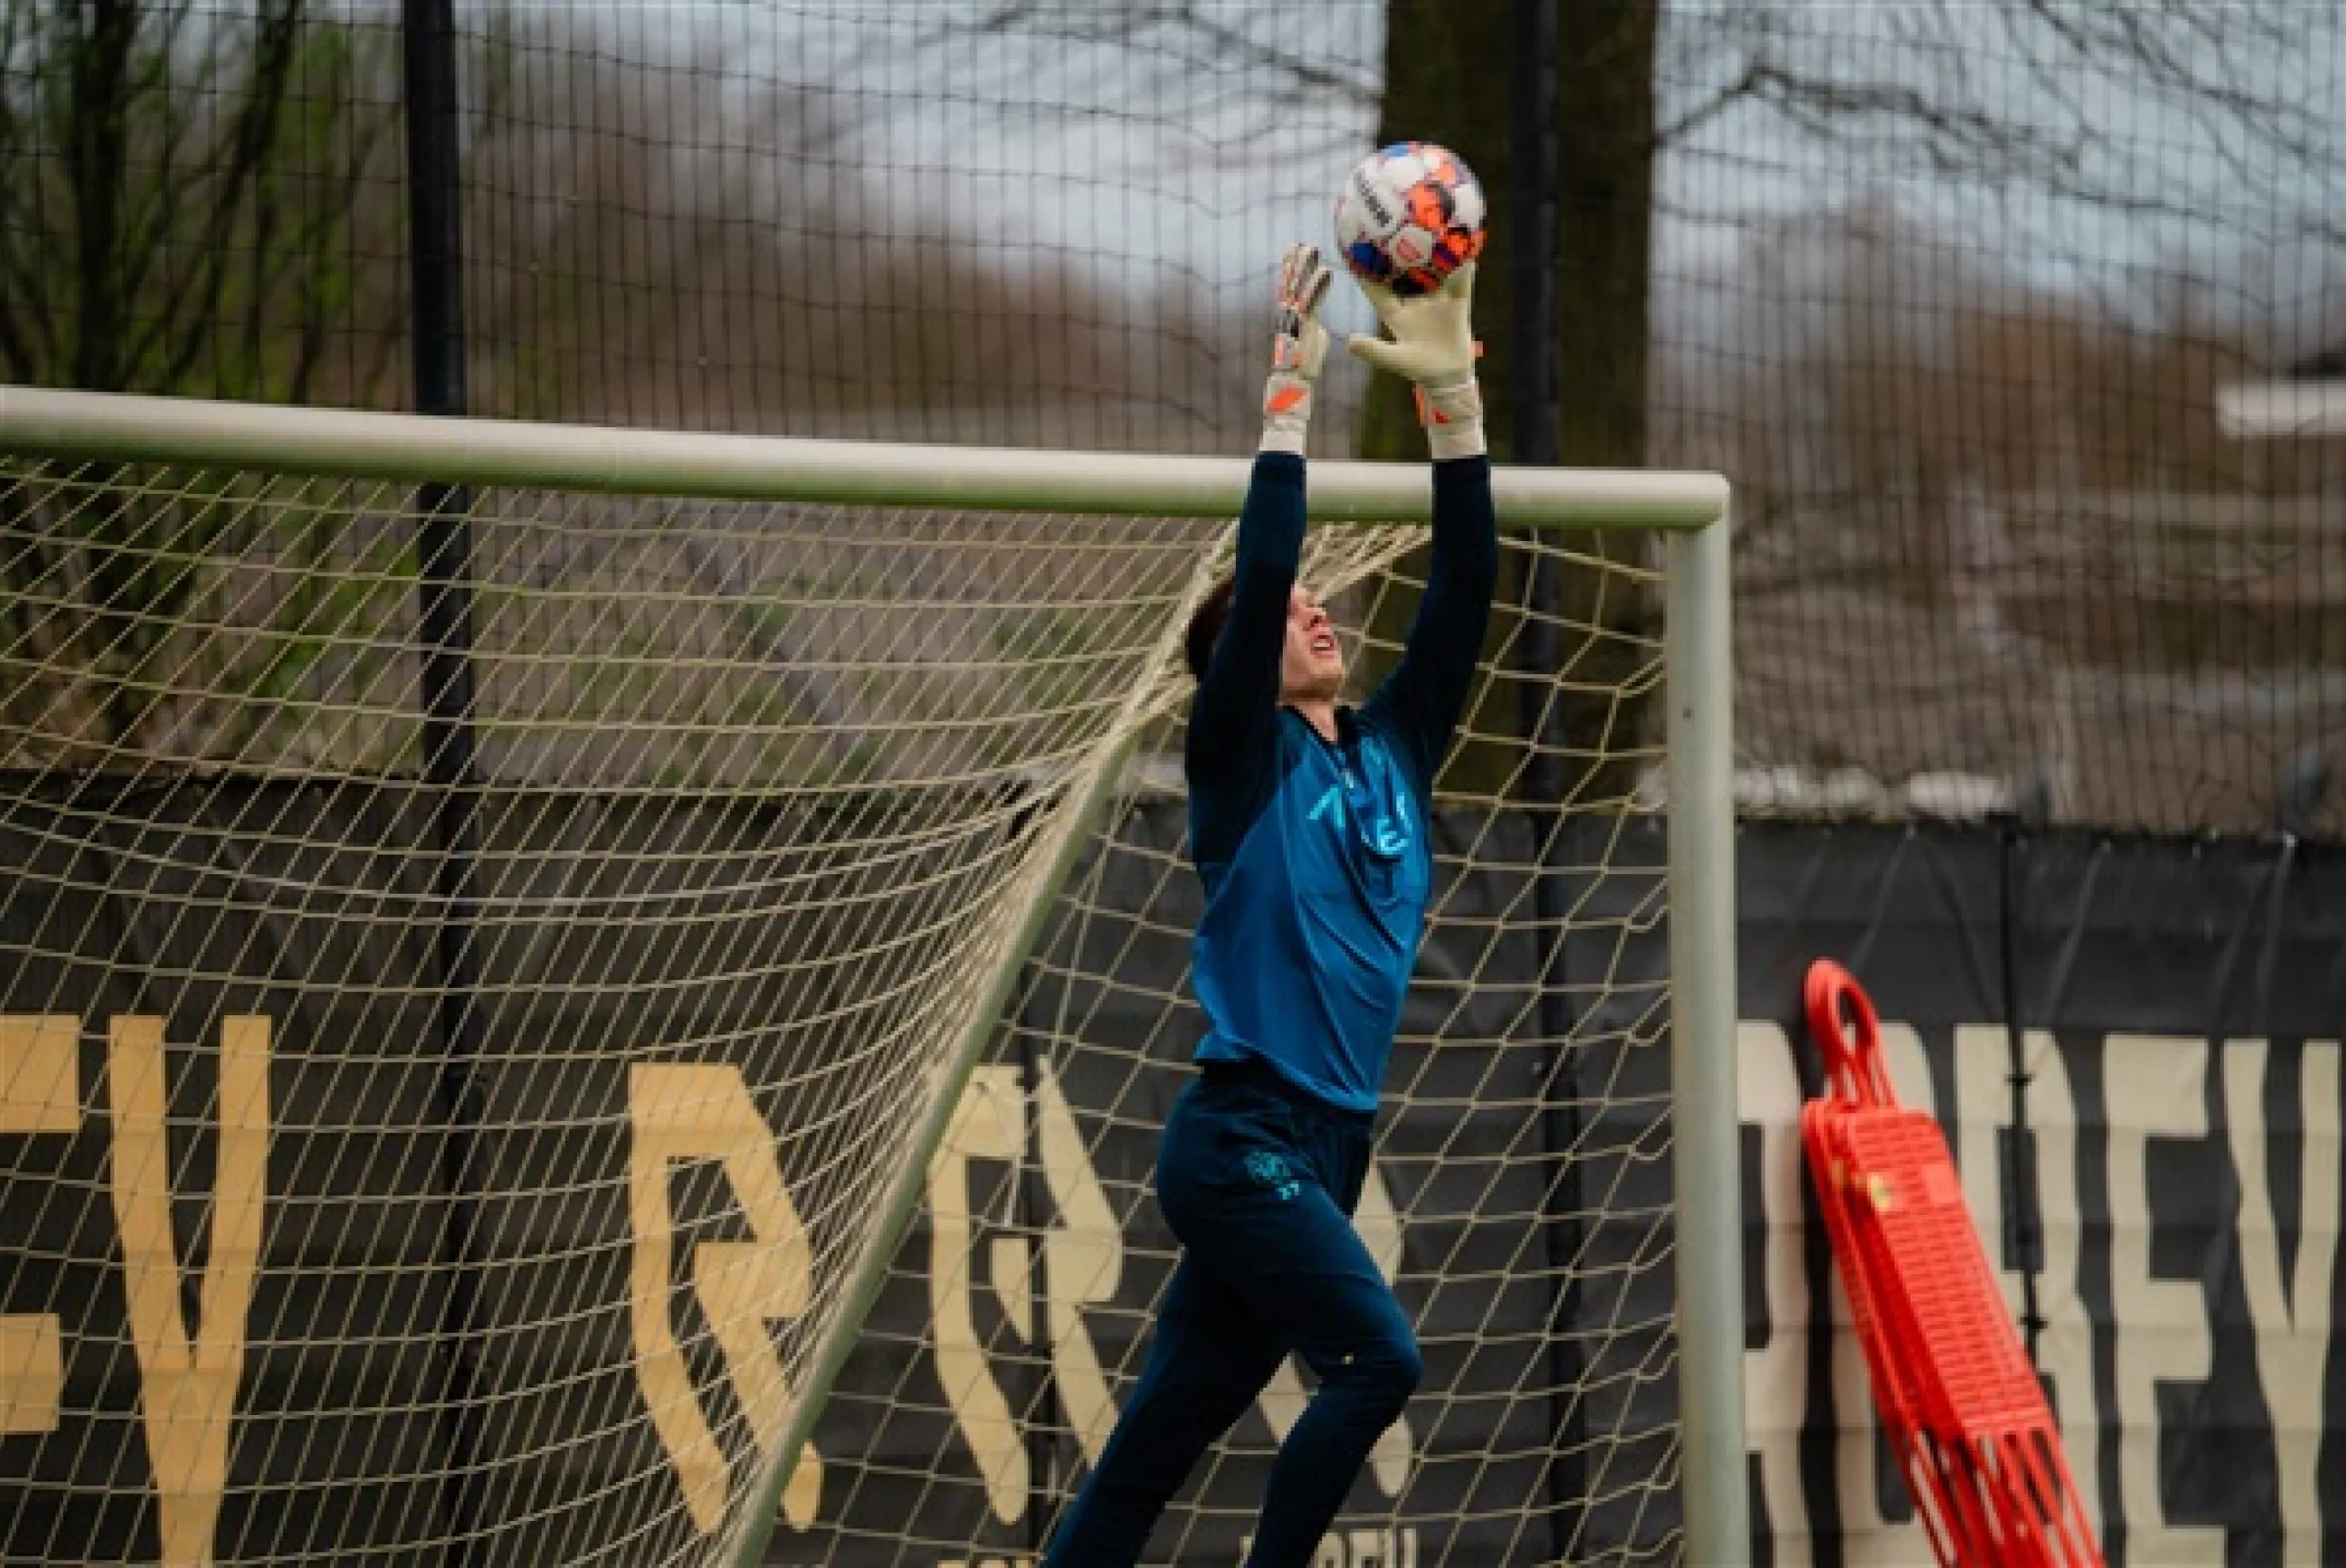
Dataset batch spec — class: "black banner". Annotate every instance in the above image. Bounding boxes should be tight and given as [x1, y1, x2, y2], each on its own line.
[1737, 825, 2346, 1568]
[3, 788, 2343, 1565]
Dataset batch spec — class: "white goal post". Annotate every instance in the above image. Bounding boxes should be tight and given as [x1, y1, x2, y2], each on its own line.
[0, 385, 1741, 1568]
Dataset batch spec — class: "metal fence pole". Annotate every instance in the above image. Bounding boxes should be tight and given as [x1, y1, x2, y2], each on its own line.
[1511, 8, 1589, 1559]
[401, 4, 485, 1562]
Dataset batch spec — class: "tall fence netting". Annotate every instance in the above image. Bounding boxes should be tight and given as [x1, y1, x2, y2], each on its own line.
[8, 3, 2344, 831]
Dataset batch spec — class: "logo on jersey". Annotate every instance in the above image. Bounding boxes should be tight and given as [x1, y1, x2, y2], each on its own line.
[1371, 787, 1412, 855]
[1244, 1149, 1302, 1201]
[1310, 778, 1412, 858]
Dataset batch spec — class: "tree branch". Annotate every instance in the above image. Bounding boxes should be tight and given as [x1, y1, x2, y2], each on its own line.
[0, 3, 51, 379]
[150, 0, 305, 391]
[109, 0, 194, 321]
[923, 0, 1377, 109]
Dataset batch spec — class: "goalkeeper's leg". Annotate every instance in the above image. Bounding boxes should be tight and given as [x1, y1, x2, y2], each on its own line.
[1151, 1067, 1424, 1568]
[1043, 1257, 1285, 1567]
[1183, 1177, 1420, 1568]
[1239, 1252, 1418, 1567]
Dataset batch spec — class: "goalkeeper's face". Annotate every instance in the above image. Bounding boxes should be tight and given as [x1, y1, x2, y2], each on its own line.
[1281, 584, 1346, 702]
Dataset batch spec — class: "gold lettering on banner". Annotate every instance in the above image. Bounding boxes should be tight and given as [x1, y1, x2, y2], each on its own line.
[2105, 1033, 2225, 1565]
[930, 1066, 1031, 1524]
[0, 1313, 61, 1437]
[1240, 1525, 1418, 1567]
[629, 1063, 821, 1536]
[931, 1065, 1126, 1523]
[3, 1014, 81, 1132]
[2, 1015, 79, 1436]
[2225, 1039, 2341, 1563]
[108, 1014, 271, 1568]
[1034, 1061, 1120, 1466]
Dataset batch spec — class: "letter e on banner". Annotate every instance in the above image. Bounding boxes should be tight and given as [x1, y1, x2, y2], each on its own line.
[2105, 1034, 2223, 1565]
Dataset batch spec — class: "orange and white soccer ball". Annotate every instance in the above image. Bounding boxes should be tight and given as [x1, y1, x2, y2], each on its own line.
[1333, 141, 1487, 298]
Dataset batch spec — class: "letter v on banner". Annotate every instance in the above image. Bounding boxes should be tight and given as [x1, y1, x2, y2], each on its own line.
[629, 1063, 821, 1536]
[2225, 1039, 2341, 1559]
[107, 1015, 272, 1568]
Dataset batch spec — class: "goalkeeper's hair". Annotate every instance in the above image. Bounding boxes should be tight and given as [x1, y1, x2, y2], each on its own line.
[1184, 573, 1238, 684]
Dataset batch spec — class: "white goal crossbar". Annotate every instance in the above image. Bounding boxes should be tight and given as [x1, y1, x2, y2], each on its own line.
[0, 385, 1745, 1568]
[0, 385, 1726, 530]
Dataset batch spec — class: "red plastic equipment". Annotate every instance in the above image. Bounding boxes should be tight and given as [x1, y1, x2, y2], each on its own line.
[1802, 959, 2103, 1568]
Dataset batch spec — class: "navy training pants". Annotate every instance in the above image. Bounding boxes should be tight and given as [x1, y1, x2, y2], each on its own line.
[1042, 1059, 1421, 1568]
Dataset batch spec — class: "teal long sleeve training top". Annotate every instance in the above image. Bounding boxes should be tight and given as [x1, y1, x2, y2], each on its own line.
[1185, 449, 1498, 1113]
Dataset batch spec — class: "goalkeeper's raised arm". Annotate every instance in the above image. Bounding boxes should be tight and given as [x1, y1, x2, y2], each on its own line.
[1352, 262, 1501, 797]
[1185, 243, 1335, 800]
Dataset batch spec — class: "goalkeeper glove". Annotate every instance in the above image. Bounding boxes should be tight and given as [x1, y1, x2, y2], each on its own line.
[1260, 243, 1334, 456]
[1347, 262, 1485, 461]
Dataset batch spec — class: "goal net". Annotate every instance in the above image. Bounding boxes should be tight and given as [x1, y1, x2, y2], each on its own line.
[0, 390, 1737, 1568]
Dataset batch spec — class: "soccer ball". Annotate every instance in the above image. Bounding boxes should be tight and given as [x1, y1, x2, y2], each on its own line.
[1333, 142, 1487, 297]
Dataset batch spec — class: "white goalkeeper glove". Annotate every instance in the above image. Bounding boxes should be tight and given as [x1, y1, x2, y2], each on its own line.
[1260, 243, 1334, 456]
[1347, 262, 1485, 461]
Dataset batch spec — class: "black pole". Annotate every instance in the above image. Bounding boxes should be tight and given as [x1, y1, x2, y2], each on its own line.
[1512, 6, 1585, 1562]
[401, 3, 485, 1562]
[1510, 13, 1560, 476]
[1996, 822, 2044, 1367]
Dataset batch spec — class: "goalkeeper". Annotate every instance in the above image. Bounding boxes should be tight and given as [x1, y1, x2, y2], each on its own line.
[1044, 244, 1497, 1568]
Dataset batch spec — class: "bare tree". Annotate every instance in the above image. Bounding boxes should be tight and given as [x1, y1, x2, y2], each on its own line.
[1665, 4, 2337, 229]
[2, 3, 1209, 763]
[947, 0, 2343, 812]
[0, 0, 406, 402]
[0, 2, 408, 751]
[457, 6, 1220, 443]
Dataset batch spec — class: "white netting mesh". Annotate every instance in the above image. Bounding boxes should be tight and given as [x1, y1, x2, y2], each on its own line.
[0, 451, 1681, 1566]
[815, 532, 1683, 1568]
